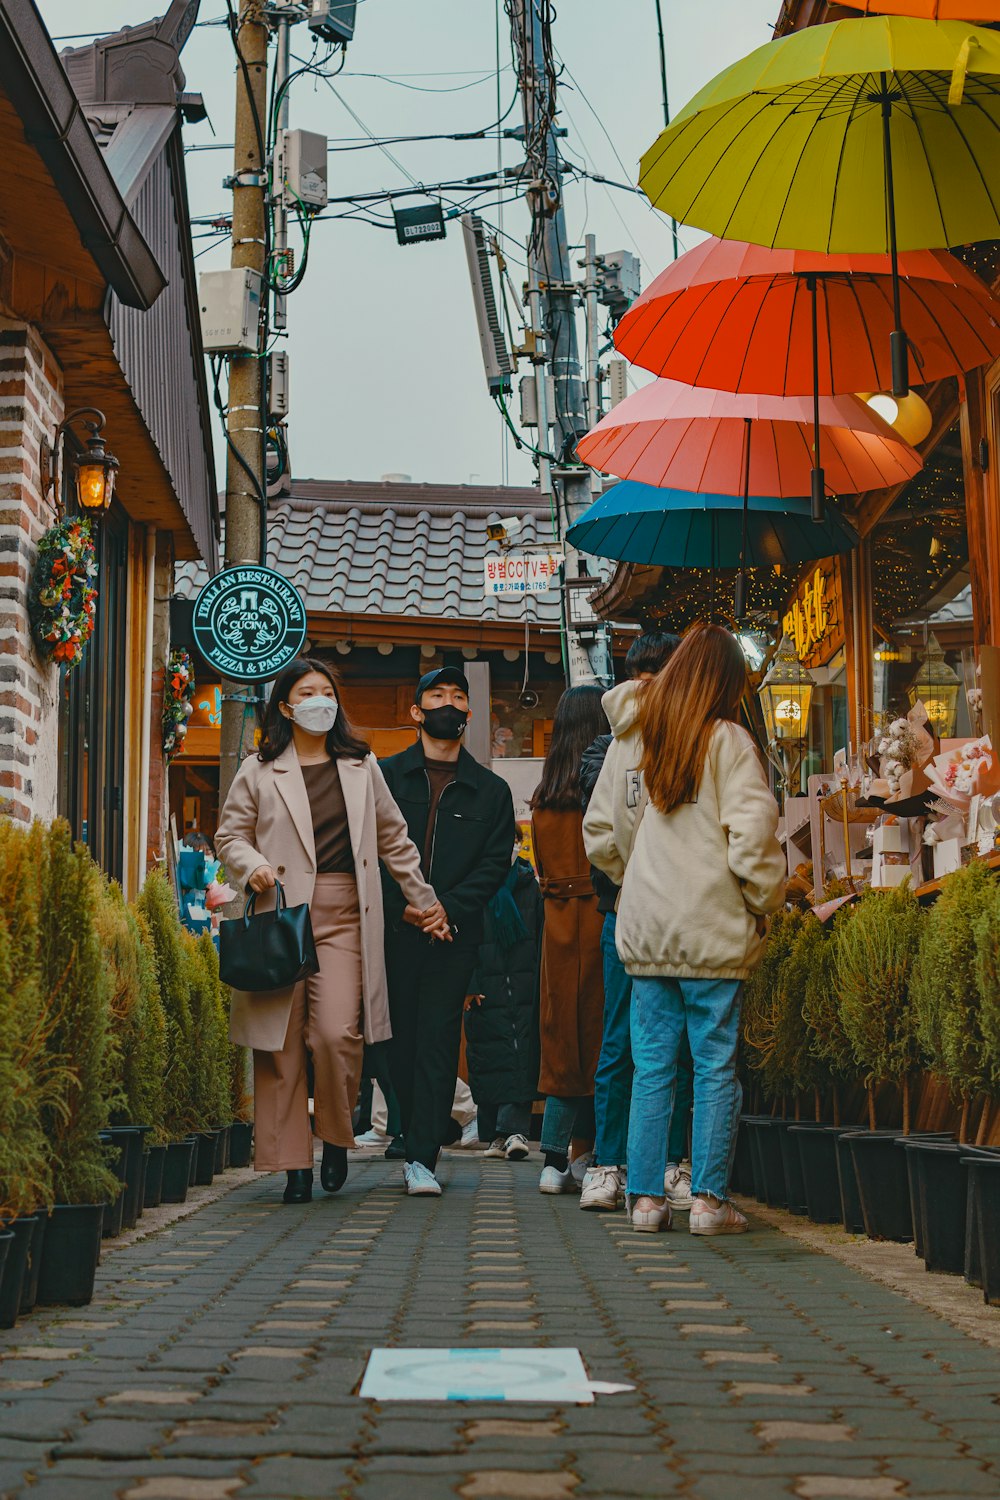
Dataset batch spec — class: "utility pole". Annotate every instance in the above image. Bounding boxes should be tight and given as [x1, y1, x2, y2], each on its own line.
[271, 3, 293, 332]
[653, 0, 679, 261]
[508, 0, 613, 687]
[583, 232, 601, 439]
[219, 0, 269, 805]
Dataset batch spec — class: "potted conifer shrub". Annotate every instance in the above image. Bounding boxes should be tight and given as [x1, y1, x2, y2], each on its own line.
[136, 872, 196, 1203]
[836, 885, 924, 1243]
[962, 873, 1000, 1297]
[786, 916, 848, 1223]
[126, 904, 170, 1209]
[804, 904, 867, 1231]
[228, 1041, 254, 1169]
[185, 930, 228, 1185]
[35, 822, 119, 1306]
[741, 908, 804, 1207]
[911, 862, 993, 1273]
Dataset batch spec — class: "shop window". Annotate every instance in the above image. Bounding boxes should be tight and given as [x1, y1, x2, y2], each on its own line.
[57, 500, 130, 881]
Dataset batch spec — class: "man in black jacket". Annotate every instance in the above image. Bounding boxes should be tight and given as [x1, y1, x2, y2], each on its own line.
[380, 666, 516, 1196]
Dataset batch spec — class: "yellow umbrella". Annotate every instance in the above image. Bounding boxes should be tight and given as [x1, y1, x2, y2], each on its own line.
[639, 15, 1000, 395]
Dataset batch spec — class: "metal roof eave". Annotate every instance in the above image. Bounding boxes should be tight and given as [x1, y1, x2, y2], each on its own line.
[0, 0, 165, 311]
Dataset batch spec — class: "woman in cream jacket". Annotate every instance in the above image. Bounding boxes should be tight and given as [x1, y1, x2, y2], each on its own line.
[583, 624, 785, 1236]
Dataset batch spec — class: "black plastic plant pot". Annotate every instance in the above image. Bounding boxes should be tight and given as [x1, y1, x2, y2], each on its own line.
[835, 1132, 867, 1234]
[36, 1204, 104, 1307]
[751, 1119, 788, 1208]
[143, 1145, 166, 1210]
[0, 1231, 15, 1328]
[790, 1125, 842, 1224]
[229, 1121, 253, 1169]
[744, 1117, 771, 1201]
[193, 1131, 218, 1187]
[109, 1126, 147, 1232]
[961, 1148, 1000, 1289]
[967, 1157, 1000, 1306]
[774, 1120, 808, 1215]
[19, 1211, 47, 1315]
[161, 1139, 196, 1204]
[912, 1142, 969, 1275]
[213, 1125, 231, 1174]
[102, 1134, 131, 1239]
[895, 1134, 958, 1264]
[849, 1132, 913, 1242]
[0, 1218, 37, 1329]
[187, 1134, 199, 1187]
[730, 1118, 755, 1196]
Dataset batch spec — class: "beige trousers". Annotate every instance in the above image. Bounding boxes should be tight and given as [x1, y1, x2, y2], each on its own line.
[253, 873, 363, 1170]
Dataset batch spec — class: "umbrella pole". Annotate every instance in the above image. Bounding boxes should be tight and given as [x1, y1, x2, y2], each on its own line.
[878, 71, 910, 397]
[734, 416, 751, 621]
[808, 274, 826, 524]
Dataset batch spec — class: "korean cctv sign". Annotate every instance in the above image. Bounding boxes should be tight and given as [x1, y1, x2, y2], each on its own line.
[484, 552, 562, 596]
[193, 566, 307, 681]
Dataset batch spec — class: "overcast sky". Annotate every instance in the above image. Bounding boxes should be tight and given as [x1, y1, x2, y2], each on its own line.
[39, 0, 777, 489]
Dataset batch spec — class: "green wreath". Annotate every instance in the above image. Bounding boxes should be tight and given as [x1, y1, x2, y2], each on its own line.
[163, 648, 196, 760]
[28, 517, 98, 670]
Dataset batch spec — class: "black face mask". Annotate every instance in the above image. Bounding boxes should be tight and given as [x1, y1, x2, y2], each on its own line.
[420, 704, 469, 741]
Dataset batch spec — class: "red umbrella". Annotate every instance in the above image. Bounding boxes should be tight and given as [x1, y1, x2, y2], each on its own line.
[614, 241, 1000, 396]
[576, 381, 922, 615]
[613, 240, 999, 520]
[576, 381, 922, 498]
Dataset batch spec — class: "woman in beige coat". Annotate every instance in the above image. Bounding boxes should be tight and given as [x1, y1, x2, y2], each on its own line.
[216, 657, 449, 1203]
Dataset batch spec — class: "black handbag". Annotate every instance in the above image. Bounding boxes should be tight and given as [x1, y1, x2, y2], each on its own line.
[219, 881, 319, 992]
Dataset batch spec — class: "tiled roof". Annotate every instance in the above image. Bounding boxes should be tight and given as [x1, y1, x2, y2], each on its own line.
[174, 480, 566, 627]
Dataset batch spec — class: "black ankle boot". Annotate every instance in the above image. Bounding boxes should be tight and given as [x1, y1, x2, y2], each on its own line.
[321, 1143, 348, 1193]
[283, 1169, 313, 1204]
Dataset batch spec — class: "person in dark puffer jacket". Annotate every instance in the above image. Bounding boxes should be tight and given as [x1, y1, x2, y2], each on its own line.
[464, 851, 544, 1161]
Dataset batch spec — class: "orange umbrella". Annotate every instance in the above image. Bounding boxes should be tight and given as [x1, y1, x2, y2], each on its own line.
[577, 381, 921, 498]
[613, 241, 1000, 396]
[839, 2, 1000, 17]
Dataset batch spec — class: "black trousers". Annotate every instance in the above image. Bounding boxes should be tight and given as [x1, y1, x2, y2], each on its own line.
[386, 927, 478, 1170]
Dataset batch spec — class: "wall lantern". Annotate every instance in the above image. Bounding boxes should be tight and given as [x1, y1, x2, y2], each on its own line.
[43, 407, 120, 516]
[906, 631, 960, 739]
[757, 633, 817, 794]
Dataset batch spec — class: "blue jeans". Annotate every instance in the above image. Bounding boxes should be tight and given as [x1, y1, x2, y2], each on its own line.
[627, 976, 743, 1201]
[594, 914, 693, 1169]
[540, 1095, 595, 1157]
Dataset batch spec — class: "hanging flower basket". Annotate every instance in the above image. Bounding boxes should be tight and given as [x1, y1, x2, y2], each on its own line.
[27, 518, 98, 670]
[162, 649, 196, 761]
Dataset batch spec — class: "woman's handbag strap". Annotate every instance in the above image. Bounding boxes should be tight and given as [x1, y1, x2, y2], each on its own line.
[243, 879, 288, 928]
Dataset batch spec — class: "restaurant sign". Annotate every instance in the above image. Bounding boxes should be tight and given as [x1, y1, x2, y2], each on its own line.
[193, 566, 307, 681]
[782, 563, 844, 669]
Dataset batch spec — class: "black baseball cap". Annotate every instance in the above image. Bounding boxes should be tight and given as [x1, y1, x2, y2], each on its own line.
[415, 666, 470, 703]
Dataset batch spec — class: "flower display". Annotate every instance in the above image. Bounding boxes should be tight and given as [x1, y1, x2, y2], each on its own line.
[162, 649, 196, 761]
[27, 518, 98, 670]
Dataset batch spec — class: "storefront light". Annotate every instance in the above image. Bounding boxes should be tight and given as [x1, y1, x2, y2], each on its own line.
[864, 390, 933, 448]
[906, 632, 960, 738]
[758, 634, 816, 745]
[44, 407, 120, 516]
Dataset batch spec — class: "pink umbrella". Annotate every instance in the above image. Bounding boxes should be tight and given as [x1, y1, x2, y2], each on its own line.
[576, 381, 921, 497]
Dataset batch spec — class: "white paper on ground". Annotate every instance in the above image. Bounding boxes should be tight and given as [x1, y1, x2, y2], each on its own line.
[359, 1347, 625, 1403]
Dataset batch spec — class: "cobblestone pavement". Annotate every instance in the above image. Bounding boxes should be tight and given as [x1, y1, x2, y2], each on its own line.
[2, 1151, 1000, 1500]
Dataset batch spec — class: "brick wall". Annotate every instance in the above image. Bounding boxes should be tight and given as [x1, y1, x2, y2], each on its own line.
[0, 321, 63, 823]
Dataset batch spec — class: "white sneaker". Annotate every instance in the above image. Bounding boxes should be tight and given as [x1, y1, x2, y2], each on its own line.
[504, 1134, 530, 1161]
[538, 1164, 577, 1194]
[459, 1119, 481, 1148]
[570, 1150, 594, 1187]
[664, 1163, 693, 1211]
[579, 1164, 624, 1212]
[629, 1195, 672, 1233]
[484, 1136, 507, 1158]
[689, 1195, 748, 1236]
[404, 1162, 442, 1196]
[353, 1128, 389, 1148]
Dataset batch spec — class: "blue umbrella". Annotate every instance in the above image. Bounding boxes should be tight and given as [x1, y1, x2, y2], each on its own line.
[567, 482, 858, 571]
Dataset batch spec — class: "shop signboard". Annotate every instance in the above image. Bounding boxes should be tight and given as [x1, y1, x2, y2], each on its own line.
[192, 566, 307, 681]
[782, 563, 845, 670]
[483, 551, 562, 595]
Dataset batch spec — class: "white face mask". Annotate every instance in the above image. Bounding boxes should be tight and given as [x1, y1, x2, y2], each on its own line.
[289, 694, 338, 736]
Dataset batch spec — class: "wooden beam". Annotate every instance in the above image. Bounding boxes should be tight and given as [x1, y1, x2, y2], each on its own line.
[960, 367, 994, 648]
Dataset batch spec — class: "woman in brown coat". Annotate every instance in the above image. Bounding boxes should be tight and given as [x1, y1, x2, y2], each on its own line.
[532, 685, 609, 1194]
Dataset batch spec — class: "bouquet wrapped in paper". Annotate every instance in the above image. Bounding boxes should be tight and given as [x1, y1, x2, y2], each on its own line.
[869, 702, 936, 804]
[926, 736, 994, 809]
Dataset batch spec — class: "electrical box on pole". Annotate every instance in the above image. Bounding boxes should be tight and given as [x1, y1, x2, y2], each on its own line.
[307, 0, 357, 44]
[198, 268, 262, 353]
[607, 357, 629, 409]
[519, 372, 554, 429]
[393, 201, 446, 245]
[281, 128, 328, 210]
[267, 350, 289, 420]
[461, 213, 513, 396]
[599, 251, 641, 320]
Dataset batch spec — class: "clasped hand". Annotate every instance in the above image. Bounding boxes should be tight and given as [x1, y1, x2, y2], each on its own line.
[403, 900, 453, 942]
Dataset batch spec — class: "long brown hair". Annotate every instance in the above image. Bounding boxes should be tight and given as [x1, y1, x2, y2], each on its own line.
[530, 684, 609, 811]
[639, 624, 748, 814]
